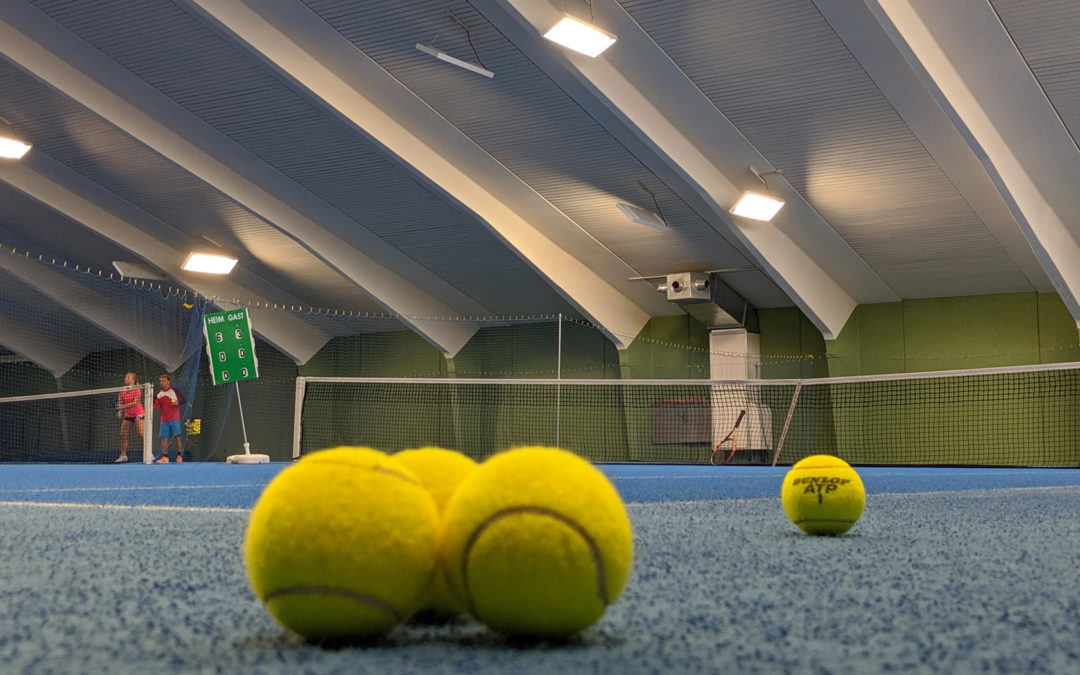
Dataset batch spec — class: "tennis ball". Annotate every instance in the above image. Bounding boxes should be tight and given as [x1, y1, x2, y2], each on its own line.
[781, 454, 865, 535]
[244, 447, 440, 642]
[394, 447, 478, 513]
[393, 447, 478, 619]
[441, 447, 633, 637]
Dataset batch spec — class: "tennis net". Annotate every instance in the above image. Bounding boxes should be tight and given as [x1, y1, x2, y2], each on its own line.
[0, 384, 154, 463]
[294, 361, 1080, 466]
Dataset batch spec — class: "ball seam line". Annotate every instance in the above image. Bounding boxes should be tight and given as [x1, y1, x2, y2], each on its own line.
[297, 458, 420, 485]
[262, 584, 404, 623]
[459, 505, 608, 620]
[373, 465, 419, 484]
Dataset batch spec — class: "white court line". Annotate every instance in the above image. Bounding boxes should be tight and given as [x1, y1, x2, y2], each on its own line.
[613, 475, 726, 480]
[612, 473, 777, 480]
[625, 484, 1080, 505]
[0, 484, 262, 494]
[0, 500, 249, 514]
[871, 485, 1080, 497]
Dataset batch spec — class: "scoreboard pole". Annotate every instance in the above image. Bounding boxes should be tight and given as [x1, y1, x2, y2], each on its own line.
[203, 308, 270, 464]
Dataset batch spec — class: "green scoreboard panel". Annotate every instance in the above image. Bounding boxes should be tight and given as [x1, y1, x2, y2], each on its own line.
[203, 308, 259, 385]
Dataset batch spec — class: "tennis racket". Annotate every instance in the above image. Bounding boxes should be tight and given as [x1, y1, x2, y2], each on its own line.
[709, 409, 746, 465]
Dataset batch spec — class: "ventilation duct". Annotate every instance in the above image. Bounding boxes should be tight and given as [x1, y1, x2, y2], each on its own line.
[657, 272, 758, 332]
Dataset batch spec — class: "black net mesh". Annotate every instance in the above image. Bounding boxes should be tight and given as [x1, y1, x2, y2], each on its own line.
[3, 248, 1079, 466]
[297, 366, 1080, 466]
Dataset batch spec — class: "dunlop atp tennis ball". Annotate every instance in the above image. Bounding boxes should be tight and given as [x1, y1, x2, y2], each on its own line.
[781, 454, 865, 535]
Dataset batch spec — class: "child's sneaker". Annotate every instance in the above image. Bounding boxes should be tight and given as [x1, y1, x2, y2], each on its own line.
[176, 455, 184, 463]
[155, 456, 169, 464]
[113, 455, 128, 463]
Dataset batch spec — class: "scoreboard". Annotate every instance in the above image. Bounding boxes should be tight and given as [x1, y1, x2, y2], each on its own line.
[202, 308, 259, 386]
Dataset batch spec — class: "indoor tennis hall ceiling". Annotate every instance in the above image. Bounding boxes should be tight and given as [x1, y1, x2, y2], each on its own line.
[0, 0, 1077, 366]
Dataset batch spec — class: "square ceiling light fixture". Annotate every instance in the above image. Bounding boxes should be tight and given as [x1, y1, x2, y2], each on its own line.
[730, 167, 786, 221]
[0, 120, 31, 159]
[112, 261, 167, 280]
[182, 252, 238, 275]
[543, 14, 616, 57]
[730, 192, 785, 221]
[617, 202, 666, 231]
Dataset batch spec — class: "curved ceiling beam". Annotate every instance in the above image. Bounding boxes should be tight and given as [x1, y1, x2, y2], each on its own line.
[475, 0, 899, 339]
[813, 0, 1050, 292]
[0, 303, 87, 377]
[0, 250, 189, 371]
[0, 153, 332, 365]
[180, 0, 673, 350]
[0, 1, 483, 357]
[862, 0, 1080, 325]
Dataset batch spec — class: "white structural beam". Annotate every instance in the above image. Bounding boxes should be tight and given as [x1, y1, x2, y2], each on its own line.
[0, 1, 484, 357]
[862, 0, 1080, 323]
[813, 0, 1051, 292]
[0, 250, 189, 371]
[181, 0, 670, 350]
[475, 0, 898, 340]
[0, 304, 87, 377]
[0, 153, 332, 365]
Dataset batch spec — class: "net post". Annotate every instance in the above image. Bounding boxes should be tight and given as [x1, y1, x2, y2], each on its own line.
[142, 382, 153, 464]
[771, 381, 802, 466]
[556, 313, 562, 447]
[292, 377, 306, 460]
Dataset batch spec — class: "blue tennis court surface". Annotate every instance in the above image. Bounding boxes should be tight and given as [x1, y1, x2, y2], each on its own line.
[1, 463, 1079, 508]
[1, 463, 1078, 673]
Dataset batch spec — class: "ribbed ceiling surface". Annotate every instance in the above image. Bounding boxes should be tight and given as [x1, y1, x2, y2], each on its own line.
[0, 271, 125, 355]
[0, 59, 375, 315]
[0, 183, 128, 270]
[0, 0, 1071, 371]
[303, 0, 754, 280]
[992, 0, 1080, 148]
[27, 0, 577, 317]
[621, 0, 1034, 298]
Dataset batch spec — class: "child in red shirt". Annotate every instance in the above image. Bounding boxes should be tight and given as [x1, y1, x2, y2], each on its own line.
[153, 374, 183, 463]
[115, 371, 144, 463]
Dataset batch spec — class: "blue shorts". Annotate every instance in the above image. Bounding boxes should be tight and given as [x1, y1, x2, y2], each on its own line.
[160, 419, 182, 439]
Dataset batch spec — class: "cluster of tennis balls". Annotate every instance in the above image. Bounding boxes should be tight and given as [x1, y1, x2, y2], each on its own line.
[244, 445, 633, 643]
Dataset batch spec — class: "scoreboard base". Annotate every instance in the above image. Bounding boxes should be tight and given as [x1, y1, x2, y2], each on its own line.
[227, 453, 270, 464]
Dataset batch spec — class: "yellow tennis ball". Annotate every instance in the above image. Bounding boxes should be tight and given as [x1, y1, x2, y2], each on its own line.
[393, 447, 478, 619]
[394, 447, 478, 513]
[441, 447, 633, 637]
[781, 454, 865, 535]
[244, 447, 440, 641]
